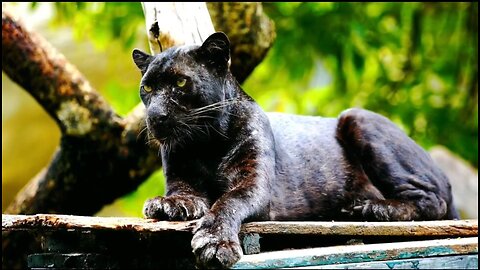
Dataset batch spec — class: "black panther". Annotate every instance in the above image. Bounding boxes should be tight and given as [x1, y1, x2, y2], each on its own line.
[132, 32, 458, 269]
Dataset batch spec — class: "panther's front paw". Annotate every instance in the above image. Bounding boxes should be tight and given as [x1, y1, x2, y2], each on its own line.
[143, 195, 209, 221]
[191, 213, 243, 269]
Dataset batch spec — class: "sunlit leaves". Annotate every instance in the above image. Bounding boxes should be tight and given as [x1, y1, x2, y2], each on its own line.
[31, 2, 145, 50]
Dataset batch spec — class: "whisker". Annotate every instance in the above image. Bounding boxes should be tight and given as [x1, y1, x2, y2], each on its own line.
[183, 115, 217, 122]
[189, 98, 239, 115]
[208, 122, 229, 139]
[190, 98, 237, 111]
[189, 105, 230, 116]
[137, 126, 149, 141]
[144, 97, 241, 150]
[203, 122, 211, 137]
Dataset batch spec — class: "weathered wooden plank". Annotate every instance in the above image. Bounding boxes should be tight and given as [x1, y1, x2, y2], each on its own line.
[292, 254, 478, 269]
[3, 215, 477, 237]
[231, 237, 478, 269]
[4, 215, 478, 269]
[241, 220, 478, 237]
[241, 233, 261, 255]
[2, 214, 196, 233]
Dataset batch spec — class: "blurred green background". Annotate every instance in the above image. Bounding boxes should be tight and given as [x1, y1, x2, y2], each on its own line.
[2, 2, 477, 217]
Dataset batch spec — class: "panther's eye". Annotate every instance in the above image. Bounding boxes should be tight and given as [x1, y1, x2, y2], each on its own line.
[176, 78, 187, 88]
[142, 85, 153, 93]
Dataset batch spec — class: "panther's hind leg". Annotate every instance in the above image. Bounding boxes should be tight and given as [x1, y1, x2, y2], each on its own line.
[336, 108, 458, 221]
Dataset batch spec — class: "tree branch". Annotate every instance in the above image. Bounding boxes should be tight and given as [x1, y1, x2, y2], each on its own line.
[2, 7, 161, 215]
[2, 8, 119, 137]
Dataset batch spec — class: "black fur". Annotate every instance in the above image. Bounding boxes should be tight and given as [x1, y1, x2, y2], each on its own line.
[133, 32, 458, 269]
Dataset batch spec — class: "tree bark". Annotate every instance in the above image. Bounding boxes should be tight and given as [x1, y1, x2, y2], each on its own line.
[2, 2, 275, 269]
[207, 2, 276, 83]
[141, 2, 277, 83]
[2, 8, 161, 217]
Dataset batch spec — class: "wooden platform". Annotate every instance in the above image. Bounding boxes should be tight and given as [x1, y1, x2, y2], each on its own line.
[2, 214, 478, 269]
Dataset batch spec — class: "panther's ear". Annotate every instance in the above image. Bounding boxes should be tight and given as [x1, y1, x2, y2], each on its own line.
[132, 49, 153, 75]
[199, 32, 230, 66]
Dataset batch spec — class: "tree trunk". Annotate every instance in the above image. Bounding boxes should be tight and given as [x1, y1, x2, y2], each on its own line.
[141, 2, 277, 83]
[141, 2, 215, 54]
[207, 2, 276, 83]
[2, 2, 275, 269]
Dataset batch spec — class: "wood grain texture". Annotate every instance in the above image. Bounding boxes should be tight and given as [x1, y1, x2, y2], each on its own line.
[232, 237, 478, 269]
[291, 254, 478, 269]
[2, 214, 196, 233]
[241, 219, 478, 236]
[3, 215, 477, 237]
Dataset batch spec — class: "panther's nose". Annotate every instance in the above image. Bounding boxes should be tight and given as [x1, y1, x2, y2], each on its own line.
[147, 105, 171, 127]
[150, 112, 169, 125]
[147, 110, 173, 139]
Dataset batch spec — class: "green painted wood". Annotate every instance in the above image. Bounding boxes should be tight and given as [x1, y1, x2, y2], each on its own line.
[293, 254, 478, 269]
[231, 237, 478, 269]
[240, 233, 261, 255]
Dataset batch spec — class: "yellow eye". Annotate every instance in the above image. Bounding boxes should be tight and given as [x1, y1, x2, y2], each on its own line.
[142, 85, 153, 92]
[176, 78, 187, 88]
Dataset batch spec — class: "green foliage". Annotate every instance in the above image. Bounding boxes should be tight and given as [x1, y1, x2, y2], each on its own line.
[36, 2, 145, 50]
[114, 169, 165, 217]
[244, 2, 477, 167]
[30, 2, 147, 119]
